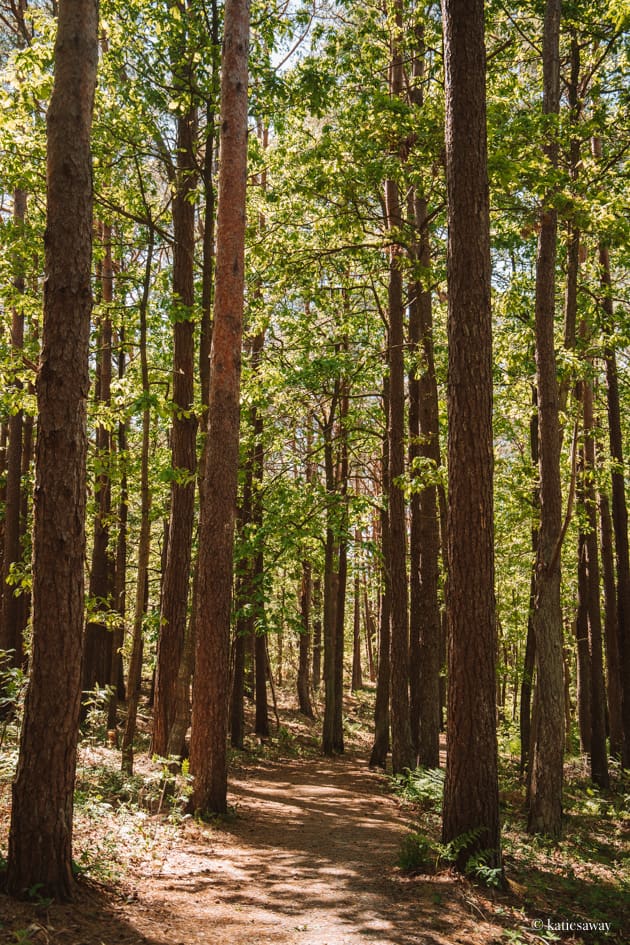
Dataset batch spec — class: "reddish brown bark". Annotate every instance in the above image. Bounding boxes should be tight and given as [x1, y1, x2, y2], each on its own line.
[189, 0, 249, 815]
[385, 0, 413, 775]
[528, 0, 565, 840]
[441, 0, 501, 870]
[7, 0, 98, 899]
[152, 96, 198, 758]
[82, 221, 114, 703]
[0, 189, 27, 669]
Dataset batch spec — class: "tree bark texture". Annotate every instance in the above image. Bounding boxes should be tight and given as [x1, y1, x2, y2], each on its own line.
[7, 0, 98, 899]
[83, 221, 114, 702]
[298, 561, 314, 717]
[385, 0, 413, 775]
[579, 370, 608, 787]
[152, 99, 198, 758]
[189, 0, 249, 815]
[0, 188, 27, 669]
[520, 391, 538, 775]
[528, 0, 565, 839]
[370, 384, 391, 768]
[121, 235, 154, 774]
[599, 243, 630, 768]
[441, 0, 501, 870]
[598, 488, 624, 759]
[408, 188, 441, 769]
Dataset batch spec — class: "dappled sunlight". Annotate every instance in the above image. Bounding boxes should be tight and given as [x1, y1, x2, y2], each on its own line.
[130, 754, 493, 945]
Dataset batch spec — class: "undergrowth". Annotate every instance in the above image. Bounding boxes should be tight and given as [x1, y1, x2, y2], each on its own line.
[390, 742, 629, 943]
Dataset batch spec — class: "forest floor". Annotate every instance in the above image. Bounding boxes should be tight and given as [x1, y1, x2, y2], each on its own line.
[0, 690, 628, 945]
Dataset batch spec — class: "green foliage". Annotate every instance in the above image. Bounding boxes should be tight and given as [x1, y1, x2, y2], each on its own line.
[397, 831, 432, 872]
[0, 653, 26, 733]
[391, 766, 444, 812]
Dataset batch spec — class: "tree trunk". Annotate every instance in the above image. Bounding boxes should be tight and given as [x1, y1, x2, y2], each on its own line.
[322, 399, 340, 755]
[189, 0, 249, 815]
[298, 561, 314, 717]
[598, 488, 624, 759]
[0, 188, 27, 670]
[332, 375, 349, 751]
[579, 368, 608, 787]
[82, 221, 114, 706]
[108, 334, 129, 732]
[152, 96, 199, 758]
[312, 577, 322, 690]
[408, 187, 441, 769]
[251, 330, 269, 739]
[527, 0, 565, 840]
[598, 241, 630, 767]
[520, 390, 539, 775]
[351, 574, 363, 691]
[385, 1, 413, 776]
[363, 586, 376, 683]
[370, 382, 391, 768]
[441, 0, 501, 871]
[120, 235, 154, 774]
[7, 0, 98, 899]
[575, 527, 593, 753]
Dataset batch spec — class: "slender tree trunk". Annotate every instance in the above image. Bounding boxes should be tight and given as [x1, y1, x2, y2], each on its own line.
[370, 384, 391, 768]
[598, 488, 624, 759]
[312, 578, 322, 690]
[441, 0, 501, 871]
[298, 561, 314, 717]
[322, 512, 338, 754]
[579, 367, 608, 787]
[520, 390, 538, 775]
[152, 95, 199, 758]
[528, 0, 564, 839]
[231, 469, 253, 748]
[7, 0, 98, 898]
[322, 401, 340, 755]
[251, 330, 269, 738]
[385, 0, 413, 775]
[108, 334, 128, 733]
[121, 235, 154, 774]
[408, 188, 441, 769]
[332, 374, 349, 751]
[406, 22, 441, 771]
[82, 222, 114, 705]
[351, 574, 363, 691]
[0, 189, 27, 669]
[575, 525, 593, 753]
[168, 49, 221, 761]
[363, 586, 376, 683]
[598, 241, 630, 767]
[189, 0, 249, 815]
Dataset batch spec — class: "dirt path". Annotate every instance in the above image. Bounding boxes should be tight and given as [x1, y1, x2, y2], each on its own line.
[2, 751, 506, 945]
[118, 753, 499, 945]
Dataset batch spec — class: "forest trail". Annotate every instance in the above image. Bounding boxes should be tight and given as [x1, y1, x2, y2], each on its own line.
[1, 749, 512, 945]
[112, 752, 499, 945]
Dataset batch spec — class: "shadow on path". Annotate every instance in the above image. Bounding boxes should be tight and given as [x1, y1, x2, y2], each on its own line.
[139, 753, 497, 945]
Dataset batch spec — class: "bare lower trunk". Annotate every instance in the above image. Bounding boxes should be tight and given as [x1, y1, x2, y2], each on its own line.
[441, 0, 501, 871]
[527, 0, 564, 840]
[298, 561, 314, 717]
[7, 0, 98, 898]
[189, 0, 249, 815]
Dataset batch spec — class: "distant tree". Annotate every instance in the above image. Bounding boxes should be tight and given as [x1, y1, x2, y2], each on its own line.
[441, 0, 501, 871]
[7, 0, 99, 899]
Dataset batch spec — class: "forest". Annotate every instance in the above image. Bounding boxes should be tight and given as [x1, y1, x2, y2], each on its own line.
[0, 0, 628, 942]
